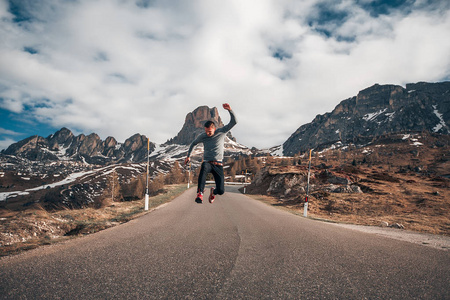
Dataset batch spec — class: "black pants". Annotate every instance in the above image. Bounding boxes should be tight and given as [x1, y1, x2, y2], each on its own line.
[197, 162, 225, 195]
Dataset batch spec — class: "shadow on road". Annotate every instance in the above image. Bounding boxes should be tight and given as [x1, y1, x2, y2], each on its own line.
[201, 184, 247, 194]
[224, 184, 246, 194]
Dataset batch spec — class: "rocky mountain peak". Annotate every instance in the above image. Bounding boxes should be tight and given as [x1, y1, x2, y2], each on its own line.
[187, 106, 223, 128]
[77, 133, 102, 157]
[123, 134, 146, 152]
[48, 127, 74, 142]
[282, 81, 450, 155]
[356, 84, 401, 109]
[103, 136, 118, 148]
[101, 136, 118, 157]
[166, 106, 225, 145]
[47, 127, 74, 151]
[3, 135, 45, 155]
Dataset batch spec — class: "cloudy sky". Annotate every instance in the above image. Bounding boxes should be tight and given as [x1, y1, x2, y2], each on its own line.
[0, 0, 449, 150]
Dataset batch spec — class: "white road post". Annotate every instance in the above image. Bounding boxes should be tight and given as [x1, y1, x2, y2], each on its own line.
[304, 149, 312, 217]
[145, 138, 150, 211]
[243, 169, 247, 194]
[112, 170, 115, 203]
[145, 194, 149, 211]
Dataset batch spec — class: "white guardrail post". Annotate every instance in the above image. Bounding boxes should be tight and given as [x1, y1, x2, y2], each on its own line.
[304, 149, 312, 217]
[145, 138, 150, 211]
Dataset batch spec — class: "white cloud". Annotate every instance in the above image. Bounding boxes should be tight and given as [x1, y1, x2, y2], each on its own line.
[0, 137, 17, 151]
[0, 0, 449, 149]
[0, 127, 21, 135]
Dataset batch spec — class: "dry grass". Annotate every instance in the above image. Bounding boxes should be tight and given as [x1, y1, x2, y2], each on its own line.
[246, 169, 450, 236]
[245, 134, 449, 236]
[0, 184, 187, 257]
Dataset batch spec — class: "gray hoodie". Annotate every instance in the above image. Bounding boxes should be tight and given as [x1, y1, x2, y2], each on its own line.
[187, 110, 237, 162]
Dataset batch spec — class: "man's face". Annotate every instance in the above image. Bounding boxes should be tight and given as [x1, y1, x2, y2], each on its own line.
[205, 125, 216, 137]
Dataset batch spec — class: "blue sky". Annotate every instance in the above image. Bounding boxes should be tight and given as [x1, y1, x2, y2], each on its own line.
[1, 0, 449, 150]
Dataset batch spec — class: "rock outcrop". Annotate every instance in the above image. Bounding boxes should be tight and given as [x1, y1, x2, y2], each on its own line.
[283, 81, 450, 155]
[121, 134, 150, 162]
[3, 135, 57, 161]
[166, 106, 225, 145]
[48, 127, 74, 149]
[246, 165, 363, 199]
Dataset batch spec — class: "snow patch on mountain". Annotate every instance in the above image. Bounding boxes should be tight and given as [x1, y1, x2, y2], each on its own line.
[432, 105, 446, 133]
[150, 144, 189, 161]
[270, 145, 284, 157]
[0, 170, 96, 201]
[363, 108, 388, 122]
[57, 143, 72, 159]
[385, 112, 395, 121]
[27, 170, 96, 192]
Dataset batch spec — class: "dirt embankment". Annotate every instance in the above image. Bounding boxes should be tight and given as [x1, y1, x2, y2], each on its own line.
[245, 165, 449, 236]
[0, 184, 187, 257]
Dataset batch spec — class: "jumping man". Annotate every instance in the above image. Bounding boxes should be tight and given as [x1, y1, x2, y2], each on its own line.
[184, 103, 237, 204]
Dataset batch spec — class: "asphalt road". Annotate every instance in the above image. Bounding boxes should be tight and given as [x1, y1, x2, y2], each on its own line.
[1, 186, 449, 299]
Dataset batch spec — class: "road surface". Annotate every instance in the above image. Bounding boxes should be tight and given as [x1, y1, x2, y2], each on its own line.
[1, 186, 449, 299]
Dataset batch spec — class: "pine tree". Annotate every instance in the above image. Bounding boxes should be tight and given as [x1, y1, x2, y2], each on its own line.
[166, 161, 184, 184]
[121, 175, 145, 201]
[149, 174, 165, 195]
[99, 169, 122, 207]
[230, 163, 238, 177]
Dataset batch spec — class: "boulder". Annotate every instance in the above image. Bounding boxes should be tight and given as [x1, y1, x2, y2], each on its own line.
[389, 223, 405, 229]
[330, 185, 362, 193]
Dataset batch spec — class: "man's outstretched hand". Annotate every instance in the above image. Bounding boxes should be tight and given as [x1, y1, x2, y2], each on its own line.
[223, 103, 231, 111]
[184, 157, 190, 165]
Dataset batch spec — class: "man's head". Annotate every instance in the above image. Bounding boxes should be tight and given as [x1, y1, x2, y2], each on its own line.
[204, 121, 216, 137]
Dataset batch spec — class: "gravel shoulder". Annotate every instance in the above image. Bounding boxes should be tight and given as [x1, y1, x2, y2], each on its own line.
[328, 222, 450, 251]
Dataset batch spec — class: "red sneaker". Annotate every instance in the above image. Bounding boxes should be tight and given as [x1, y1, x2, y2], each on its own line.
[195, 192, 203, 204]
[209, 187, 215, 203]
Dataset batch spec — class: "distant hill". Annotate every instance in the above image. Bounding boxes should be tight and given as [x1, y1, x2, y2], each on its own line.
[282, 81, 450, 156]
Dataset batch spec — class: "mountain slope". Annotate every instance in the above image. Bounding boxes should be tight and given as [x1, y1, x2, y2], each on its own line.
[283, 81, 450, 155]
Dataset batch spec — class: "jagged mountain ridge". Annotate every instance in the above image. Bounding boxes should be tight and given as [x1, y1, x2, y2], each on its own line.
[282, 81, 450, 156]
[2, 128, 155, 165]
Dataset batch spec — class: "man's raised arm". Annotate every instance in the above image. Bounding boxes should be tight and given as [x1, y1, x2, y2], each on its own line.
[222, 103, 237, 132]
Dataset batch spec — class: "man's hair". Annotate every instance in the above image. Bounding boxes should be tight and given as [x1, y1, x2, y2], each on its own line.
[204, 120, 216, 128]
